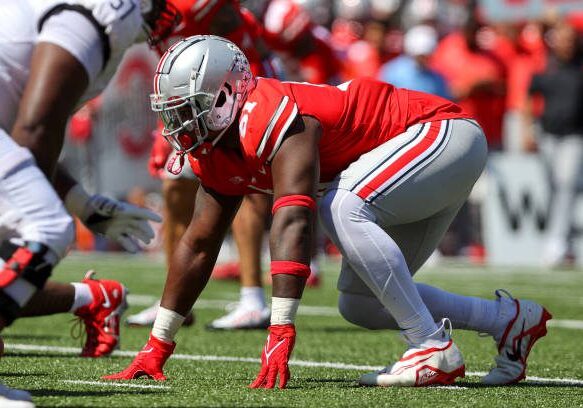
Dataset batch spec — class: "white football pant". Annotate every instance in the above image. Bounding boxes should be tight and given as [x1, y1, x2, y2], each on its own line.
[320, 119, 504, 339]
[0, 129, 74, 259]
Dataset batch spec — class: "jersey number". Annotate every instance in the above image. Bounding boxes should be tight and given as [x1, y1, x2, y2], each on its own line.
[109, 0, 136, 20]
[239, 101, 257, 138]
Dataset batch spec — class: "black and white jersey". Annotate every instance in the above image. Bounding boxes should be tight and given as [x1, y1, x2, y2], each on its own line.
[0, 0, 143, 131]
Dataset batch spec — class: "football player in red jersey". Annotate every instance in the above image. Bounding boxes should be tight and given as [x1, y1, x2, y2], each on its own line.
[131, 0, 286, 330]
[106, 36, 551, 388]
[262, 0, 341, 84]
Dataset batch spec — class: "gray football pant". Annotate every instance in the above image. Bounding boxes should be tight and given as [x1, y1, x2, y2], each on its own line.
[319, 119, 488, 331]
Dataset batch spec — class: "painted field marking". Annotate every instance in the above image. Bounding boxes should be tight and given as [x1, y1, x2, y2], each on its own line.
[6, 343, 583, 386]
[127, 295, 583, 328]
[62, 380, 170, 390]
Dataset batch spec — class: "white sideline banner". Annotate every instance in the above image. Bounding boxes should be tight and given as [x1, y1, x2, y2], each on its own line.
[483, 153, 583, 266]
[480, 0, 583, 22]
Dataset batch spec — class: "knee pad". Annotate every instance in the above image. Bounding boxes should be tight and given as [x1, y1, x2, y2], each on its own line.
[338, 292, 399, 330]
[0, 240, 56, 325]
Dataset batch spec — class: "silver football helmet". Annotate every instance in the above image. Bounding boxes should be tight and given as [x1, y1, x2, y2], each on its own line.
[151, 35, 254, 153]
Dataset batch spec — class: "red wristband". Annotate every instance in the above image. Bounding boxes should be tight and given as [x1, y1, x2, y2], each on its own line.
[271, 260, 311, 278]
[272, 194, 316, 215]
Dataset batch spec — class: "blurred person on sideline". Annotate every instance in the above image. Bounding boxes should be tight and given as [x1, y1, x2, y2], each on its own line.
[378, 24, 451, 99]
[331, 0, 383, 80]
[431, 10, 507, 150]
[262, 0, 342, 84]
[523, 20, 583, 267]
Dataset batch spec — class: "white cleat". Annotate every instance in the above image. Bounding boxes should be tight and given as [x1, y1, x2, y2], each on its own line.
[206, 304, 270, 330]
[126, 301, 195, 327]
[482, 290, 552, 385]
[0, 383, 35, 408]
[360, 319, 465, 387]
[126, 301, 160, 327]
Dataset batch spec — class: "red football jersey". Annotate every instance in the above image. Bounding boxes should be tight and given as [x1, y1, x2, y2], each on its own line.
[165, 0, 266, 76]
[190, 77, 471, 195]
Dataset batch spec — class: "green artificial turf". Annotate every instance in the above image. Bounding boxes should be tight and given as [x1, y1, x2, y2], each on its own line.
[1, 253, 582, 407]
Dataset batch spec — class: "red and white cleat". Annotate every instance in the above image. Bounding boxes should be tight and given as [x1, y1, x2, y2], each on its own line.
[74, 270, 128, 358]
[359, 319, 465, 387]
[482, 290, 552, 385]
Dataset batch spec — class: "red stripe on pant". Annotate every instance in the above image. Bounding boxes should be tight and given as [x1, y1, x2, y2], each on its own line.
[355, 121, 443, 201]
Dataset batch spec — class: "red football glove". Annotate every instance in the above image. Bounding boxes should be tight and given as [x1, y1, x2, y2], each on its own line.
[148, 131, 172, 178]
[102, 335, 175, 381]
[249, 324, 296, 389]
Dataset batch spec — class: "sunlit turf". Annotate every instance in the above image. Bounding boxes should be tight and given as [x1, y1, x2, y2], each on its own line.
[1, 253, 582, 407]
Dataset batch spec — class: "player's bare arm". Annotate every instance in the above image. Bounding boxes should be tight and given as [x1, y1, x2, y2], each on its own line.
[248, 114, 321, 389]
[12, 34, 163, 253]
[11, 43, 89, 178]
[161, 186, 243, 316]
[270, 114, 321, 299]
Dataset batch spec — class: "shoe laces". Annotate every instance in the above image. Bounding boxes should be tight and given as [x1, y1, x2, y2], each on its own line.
[494, 289, 515, 301]
[70, 316, 98, 354]
[441, 318, 453, 338]
[477, 289, 515, 339]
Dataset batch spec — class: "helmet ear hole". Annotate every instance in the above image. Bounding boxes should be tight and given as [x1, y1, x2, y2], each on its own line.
[215, 90, 227, 108]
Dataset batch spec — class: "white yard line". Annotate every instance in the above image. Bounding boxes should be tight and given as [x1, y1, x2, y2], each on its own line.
[5, 343, 583, 386]
[62, 380, 170, 390]
[127, 295, 583, 328]
[547, 319, 583, 330]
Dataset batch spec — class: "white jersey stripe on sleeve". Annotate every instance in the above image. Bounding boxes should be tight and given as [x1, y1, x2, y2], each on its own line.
[267, 102, 298, 163]
[256, 95, 289, 158]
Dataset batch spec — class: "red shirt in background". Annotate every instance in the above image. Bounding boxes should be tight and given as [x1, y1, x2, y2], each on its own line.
[431, 32, 506, 148]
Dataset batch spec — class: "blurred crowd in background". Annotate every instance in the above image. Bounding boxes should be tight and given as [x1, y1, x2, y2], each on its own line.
[61, 0, 583, 268]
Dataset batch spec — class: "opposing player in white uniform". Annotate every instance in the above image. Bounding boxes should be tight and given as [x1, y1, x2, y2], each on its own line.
[0, 1, 179, 406]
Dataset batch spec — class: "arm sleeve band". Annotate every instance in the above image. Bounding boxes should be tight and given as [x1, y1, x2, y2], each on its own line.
[271, 260, 311, 278]
[272, 194, 316, 215]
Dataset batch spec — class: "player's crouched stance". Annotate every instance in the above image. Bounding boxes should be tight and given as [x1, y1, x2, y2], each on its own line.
[104, 35, 551, 388]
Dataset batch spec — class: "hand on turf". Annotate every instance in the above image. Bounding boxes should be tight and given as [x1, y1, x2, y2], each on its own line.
[83, 194, 162, 253]
[249, 324, 296, 389]
[103, 335, 175, 381]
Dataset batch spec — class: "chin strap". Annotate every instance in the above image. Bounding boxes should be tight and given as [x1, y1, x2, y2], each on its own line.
[166, 121, 233, 176]
[166, 150, 186, 175]
[166, 140, 217, 175]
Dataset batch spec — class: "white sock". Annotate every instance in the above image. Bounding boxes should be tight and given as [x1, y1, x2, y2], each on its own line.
[69, 283, 94, 312]
[152, 307, 185, 343]
[239, 286, 266, 310]
[400, 312, 441, 346]
[416, 320, 451, 348]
